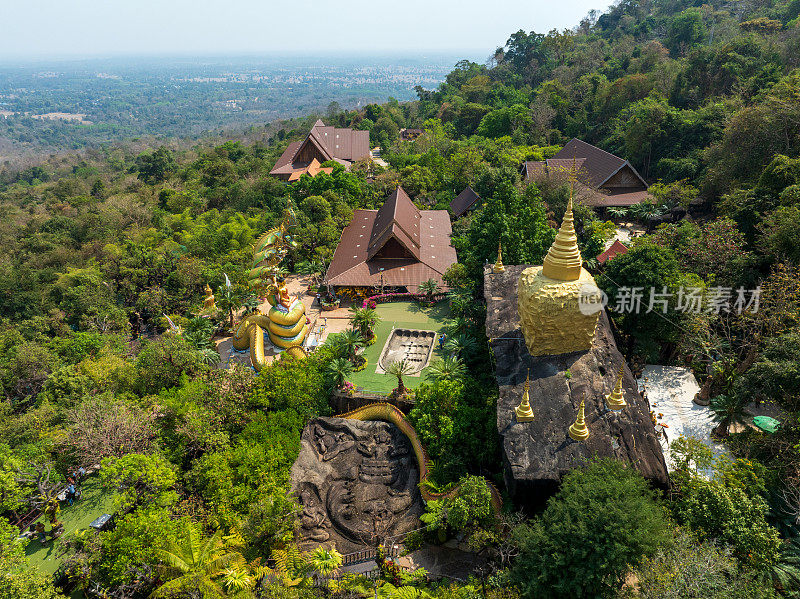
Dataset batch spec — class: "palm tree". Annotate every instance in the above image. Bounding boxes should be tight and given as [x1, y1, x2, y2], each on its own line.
[326, 357, 354, 389]
[197, 348, 221, 366]
[150, 521, 244, 598]
[386, 359, 413, 399]
[215, 285, 245, 330]
[272, 545, 312, 588]
[426, 356, 467, 382]
[308, 546, 343, 581]
[710, 394, 751, 438]
[418, 279, 439, 302]
[241, 293, 260, 315]
[334, 328, 365, 362]
[442, 334, 478, 359]
[220, 567, 253, 593]
[607, 206, 629, 219]
[442, 317, 470, 337]
[349, 306, 380, 340]
[448, 292, 471, 318]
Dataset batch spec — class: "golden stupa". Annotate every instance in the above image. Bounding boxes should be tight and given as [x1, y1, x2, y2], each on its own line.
[517, 175, 602, 356]
[606, 363, 627, 411]
[493, 242, 506, 274]
[568, 398, 590, 441]
[514, 371, 534, 422]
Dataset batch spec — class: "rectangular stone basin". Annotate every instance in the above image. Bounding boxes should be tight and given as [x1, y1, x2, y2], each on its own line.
[378, 328, 437, 375]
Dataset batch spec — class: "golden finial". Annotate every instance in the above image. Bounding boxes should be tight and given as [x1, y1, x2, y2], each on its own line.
[569, 395, 590, 441]
[541, 163, 583, 281]
[493, 241, 506, 273]
[514, 371, 534, 422]
[606, 363, 627, 411]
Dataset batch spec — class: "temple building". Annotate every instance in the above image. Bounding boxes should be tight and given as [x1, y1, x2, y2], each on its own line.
[270, 119, 370, 181]
[597, 239, 629, 266]
[522, 138, 651, 208]
[325, 186, 457, 292]
[449, 185, 481, 218]
[484, 188, 668, 509]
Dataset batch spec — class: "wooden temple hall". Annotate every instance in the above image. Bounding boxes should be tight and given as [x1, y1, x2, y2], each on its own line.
[269, 119, 370, 181]
[325, 187, 457, 293]
[522, 138, 651, 208]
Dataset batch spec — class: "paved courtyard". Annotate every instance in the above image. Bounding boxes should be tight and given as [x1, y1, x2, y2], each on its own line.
[638, 365, 729, 475]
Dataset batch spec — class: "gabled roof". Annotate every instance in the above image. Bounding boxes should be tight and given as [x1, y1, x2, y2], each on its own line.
[450, 186, 481, 217]
[597, 239, 629, 265]
[269, 120, 370, 177]
[325, 188, 457, 292]
[307, 120, 370, 162]
[270, 141, 303, 175]
[367, 186, 421, 260]
[553, 139, 648, 189]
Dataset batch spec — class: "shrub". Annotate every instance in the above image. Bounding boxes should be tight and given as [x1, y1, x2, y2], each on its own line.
[511, 459, 671, 599]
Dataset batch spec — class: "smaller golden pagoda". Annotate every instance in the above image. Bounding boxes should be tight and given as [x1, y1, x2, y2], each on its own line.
[605, 364, 627, 411]
[514, 371, 534, 422]
[568, 397, 590, 441]
[541, 194, 582, 281]
[493, 242, 506, 274]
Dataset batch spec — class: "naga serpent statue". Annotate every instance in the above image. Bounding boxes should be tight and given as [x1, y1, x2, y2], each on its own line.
[337, 402, 503, 513]
[232, 203, 309, 369]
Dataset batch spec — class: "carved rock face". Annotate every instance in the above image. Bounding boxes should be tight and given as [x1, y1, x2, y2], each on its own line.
[290, 417, 424, 553]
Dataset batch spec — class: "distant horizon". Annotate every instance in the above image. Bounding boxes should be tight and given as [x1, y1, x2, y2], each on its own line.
[0, 50, 486, 66]
[0, 0, 605, 58]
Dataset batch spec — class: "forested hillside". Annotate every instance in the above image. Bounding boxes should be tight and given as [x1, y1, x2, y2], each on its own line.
[2, 0, 800, 597]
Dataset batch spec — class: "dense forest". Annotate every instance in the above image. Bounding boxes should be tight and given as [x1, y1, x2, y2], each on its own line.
[2, 0, 800, 597]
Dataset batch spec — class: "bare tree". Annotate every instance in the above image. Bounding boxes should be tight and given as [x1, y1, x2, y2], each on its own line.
[61, 396, 157, 466]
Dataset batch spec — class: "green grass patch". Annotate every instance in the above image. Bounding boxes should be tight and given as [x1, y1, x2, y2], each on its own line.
[346, 301, 450, 394]
[24, 476, 116, 576]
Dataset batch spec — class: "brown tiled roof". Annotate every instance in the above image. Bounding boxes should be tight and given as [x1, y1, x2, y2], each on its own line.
[450, 186, 481, 217]
[270, 141, 303, 175]
[582, 188, 652, 207]
[269, 120, 370, 177]
[307, 121, 370, 162]
[554, 139, 647, 188]
[522, 158, 590, 184]
[326, 189, 456, 292]
[367, 187, 421, 260]
[597, 239, 629, 264]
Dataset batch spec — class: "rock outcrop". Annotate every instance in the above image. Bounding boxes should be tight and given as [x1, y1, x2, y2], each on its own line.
[290, 417, 424, 553]
[485, 265, 669, 510]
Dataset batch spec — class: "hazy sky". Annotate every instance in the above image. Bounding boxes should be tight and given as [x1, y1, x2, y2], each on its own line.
[1, 0, 608, 59]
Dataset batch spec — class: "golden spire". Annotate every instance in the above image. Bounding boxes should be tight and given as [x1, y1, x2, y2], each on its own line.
[493, 241, 506, 273]
[541, 171, 583, 281]
[605, 363, 627, 411]
[515, 371, 534, 422]
[569, 396, 590, 441]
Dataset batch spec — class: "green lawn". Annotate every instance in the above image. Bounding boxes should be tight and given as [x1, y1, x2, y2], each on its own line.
[24, 476, 116, 576]
[346, 301, 451, 394]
